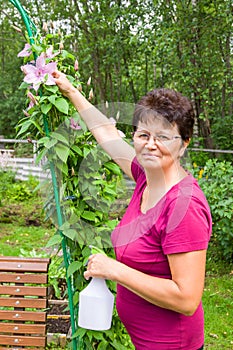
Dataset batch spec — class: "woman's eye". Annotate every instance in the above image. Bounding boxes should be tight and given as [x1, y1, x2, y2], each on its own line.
[139, 133, 149, 139]
[157, 135, 170, 141]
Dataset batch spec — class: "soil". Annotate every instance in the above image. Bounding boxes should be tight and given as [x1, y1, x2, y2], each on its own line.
[47, 303, 71, 334]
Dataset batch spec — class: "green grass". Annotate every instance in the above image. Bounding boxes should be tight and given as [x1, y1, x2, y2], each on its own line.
[0, 223, 53, 256]
[203, 274, 233, 349]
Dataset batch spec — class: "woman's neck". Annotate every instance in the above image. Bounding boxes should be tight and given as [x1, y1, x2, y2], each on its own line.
[145, 162, 187, 191]
[141, 164, 187, 214]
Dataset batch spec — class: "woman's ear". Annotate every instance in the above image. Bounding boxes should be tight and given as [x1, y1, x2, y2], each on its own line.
[179, 138, 190, 158]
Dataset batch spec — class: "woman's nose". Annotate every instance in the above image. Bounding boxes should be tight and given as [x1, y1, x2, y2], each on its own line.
[145, 135, 157, 149]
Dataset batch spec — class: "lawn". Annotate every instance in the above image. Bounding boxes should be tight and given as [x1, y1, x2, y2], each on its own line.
[0, 195, 232, 349]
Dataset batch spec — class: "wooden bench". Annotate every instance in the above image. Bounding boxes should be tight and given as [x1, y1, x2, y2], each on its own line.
[0, 256, 50, 349]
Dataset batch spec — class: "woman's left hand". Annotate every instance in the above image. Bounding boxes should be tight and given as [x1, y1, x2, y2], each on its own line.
[84, 253, 121, 281]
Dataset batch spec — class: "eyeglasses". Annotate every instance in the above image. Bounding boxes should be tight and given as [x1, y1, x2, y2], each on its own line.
[133, 130, 182, 144]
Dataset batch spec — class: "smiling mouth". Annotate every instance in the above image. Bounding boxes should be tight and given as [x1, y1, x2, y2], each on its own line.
[142, 153, 160, 158]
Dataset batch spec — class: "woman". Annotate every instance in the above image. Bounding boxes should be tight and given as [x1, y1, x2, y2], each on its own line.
[53, 71, 212, 350]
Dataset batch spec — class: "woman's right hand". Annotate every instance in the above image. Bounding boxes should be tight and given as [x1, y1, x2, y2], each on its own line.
[53, 70, 77, 98]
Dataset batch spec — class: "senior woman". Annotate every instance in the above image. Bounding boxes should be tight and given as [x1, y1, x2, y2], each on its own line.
[53, 70, 212, 350]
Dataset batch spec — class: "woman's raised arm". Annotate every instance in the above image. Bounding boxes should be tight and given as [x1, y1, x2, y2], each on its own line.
[53, 71, 135, 179]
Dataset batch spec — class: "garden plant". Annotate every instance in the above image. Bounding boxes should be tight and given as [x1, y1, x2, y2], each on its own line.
[10, 1, 133, 348]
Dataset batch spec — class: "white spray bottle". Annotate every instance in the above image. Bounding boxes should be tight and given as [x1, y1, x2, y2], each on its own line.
[78, 246, 115, 330]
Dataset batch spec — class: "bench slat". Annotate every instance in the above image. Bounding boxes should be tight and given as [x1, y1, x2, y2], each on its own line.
[0, 323, 46, 334]
[0, 272, 47, 284]
[0, 310, 46, 322]
[0, 285, 47, 297]
[0, 262, 49, 273]
[0, 257, 50, 264]
[0, 297, 46, 309]
[0, 335, 46, 347]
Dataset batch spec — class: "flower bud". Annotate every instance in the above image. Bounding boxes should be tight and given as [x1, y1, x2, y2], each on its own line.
[88, 88, 94, 100]
[59, 42, 64, 50]
[22, 109, 30, 117]
[74, 59, 79, 71]
[27, 91, 37, 105]
[42, 22, 48, 32]
[87, 76, 92, 86]
[12, 25, 22, 33]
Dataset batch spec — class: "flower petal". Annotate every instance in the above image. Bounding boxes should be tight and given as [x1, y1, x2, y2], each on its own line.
[36, 55, 46, 69]
[21, 64, 36, 75]
[18, 43, 32, 57]
[44, 61, 57, 74]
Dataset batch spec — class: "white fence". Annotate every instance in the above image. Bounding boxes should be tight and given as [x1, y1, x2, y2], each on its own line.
[0, 139, 48, 181]
[1, 156, 49, 181]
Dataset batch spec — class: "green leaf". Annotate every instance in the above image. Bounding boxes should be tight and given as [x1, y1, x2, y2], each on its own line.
[44, 138, 57, 149]
[62, 228, 77, 240]
[16, 120, 32, 137]
[104, 162, 121, 175]
[67, 261, 83, 277]
[71, 145, 83, 156]
[48, 95, 56, 105]
[50, 131, 70, 145]
[81, 211, 96, 221]
[89, 245, 106, 255]
[41, 103, 52, 115]
[29, 120, 44, 135]
[72, 327, 86, 339]
[54, 97, 69, 114]
[44, 85, 59, 93]
[45, 234, 63, 248]
[54, 144, 70, 163]
[97, 340, 108, 350]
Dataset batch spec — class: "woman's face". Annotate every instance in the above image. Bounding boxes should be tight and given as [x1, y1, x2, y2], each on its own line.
[133, 120, 188, 173]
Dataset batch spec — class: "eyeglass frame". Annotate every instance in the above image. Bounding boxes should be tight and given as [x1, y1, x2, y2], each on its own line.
[133, 130, 182, 144]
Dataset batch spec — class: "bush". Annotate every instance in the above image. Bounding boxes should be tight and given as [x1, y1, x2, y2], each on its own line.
[0, 170, 39, 203]
[191, 159, 233, 262]
[0, 170, 16, 205]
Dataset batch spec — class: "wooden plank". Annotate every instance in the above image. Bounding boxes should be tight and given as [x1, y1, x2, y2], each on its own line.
[0, 272, 47, 284]
[0, 297, 47, 308]
[0, 348, 45, 350]
[0, 310, 46, 322]
[0, 257, 50, 264]
[0, 335, 46, 347]
[0, 262, 49, 273]
[0, 323, 46, 334]
[0, 285, 47, 297]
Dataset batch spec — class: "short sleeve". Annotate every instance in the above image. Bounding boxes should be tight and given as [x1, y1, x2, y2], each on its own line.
[131, 157, 144, 182]
[161, 194, 212, 255]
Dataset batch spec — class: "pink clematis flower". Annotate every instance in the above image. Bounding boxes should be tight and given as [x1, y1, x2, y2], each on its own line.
[21, 54, 57, 91]
[70, 118, 82, 130]
[18, 43, 32, 57]
[45, 46, 59, 59]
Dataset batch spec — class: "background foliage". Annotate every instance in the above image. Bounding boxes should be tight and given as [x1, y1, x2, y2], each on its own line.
[0, 0, 232, 151]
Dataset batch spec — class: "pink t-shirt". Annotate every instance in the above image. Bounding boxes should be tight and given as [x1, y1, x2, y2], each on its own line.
[111, 158, 212, 350]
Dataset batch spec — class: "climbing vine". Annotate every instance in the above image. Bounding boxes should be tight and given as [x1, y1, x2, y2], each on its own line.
[16, 22, 133, 348]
